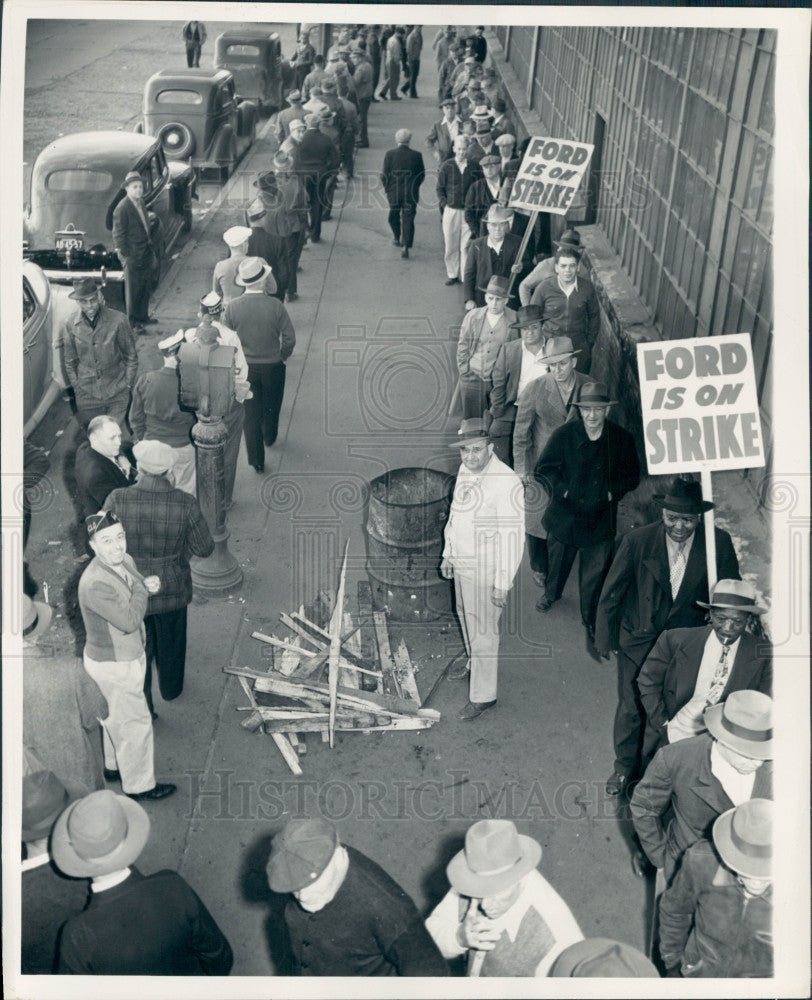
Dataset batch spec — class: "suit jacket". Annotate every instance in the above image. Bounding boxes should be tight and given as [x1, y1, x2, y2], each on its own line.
[103, 474, 214, 614]
[58, 867, 233, 975]
[535, 418, 640, 548]
[112, 195, 154, 267]
[594, 521, 741, 663]
[78, 553, 149, 662]
[630, 733, 773, 871]
[512, 372, 588, 477]
[463, 233, 524, 306]
[464, 176, 502, 237]
[426, 118, 458, 161]
[74, 441, 135, 521]
[456, 306, 518, 380]
[488, 339, 524, 435]
[380, 145, 426, 207]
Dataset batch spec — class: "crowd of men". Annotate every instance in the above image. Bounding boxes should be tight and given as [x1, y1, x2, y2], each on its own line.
[19, 22, 776, 981]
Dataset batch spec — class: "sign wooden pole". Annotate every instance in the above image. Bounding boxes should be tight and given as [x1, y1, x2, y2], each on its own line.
[328, 539, 350, 748]
[505, 209, 539, 299]
[700, 469, 718, 593]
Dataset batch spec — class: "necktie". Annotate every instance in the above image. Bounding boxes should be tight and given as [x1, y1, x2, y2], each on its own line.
[670, 543, 686, 599]
[704, 644, 731, 709]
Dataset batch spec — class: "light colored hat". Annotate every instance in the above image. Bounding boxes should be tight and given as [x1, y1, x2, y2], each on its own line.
[289, 118, 306, 131]
[495, 133, 515, 148]
[52, 790, 150, 878]
[286, 89, 303, 102]
[132, 439, 174, 475]
[479, 274, 511, 297]
[22, 771, 83, 842]
[541, 335, 581, 364]
[235, 256, 272, 286]
[321, 76, 338, 92]
[471, 105, 492, 121]
[395, 128, 412, 144]
[22, 594, 52, 639]
[713, 799, 772, 879]
[157, 330, 184, 354]
[696, 579, 766, 615]
[272, 151, 294, 172]
[704, 690, 773, 760]
[485, 202, 513, 223]
[266, 817, 338, 892]
[304, 112, 322, 128]
[223, 225, 252, 248]
[447, 820, 542, 896]
[479, 153, 501, 167]
[200, 290, 223, 315]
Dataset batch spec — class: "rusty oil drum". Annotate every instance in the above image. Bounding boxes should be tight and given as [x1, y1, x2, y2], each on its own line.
[365, 467, 455, 622]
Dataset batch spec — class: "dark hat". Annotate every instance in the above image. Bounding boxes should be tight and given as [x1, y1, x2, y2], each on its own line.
[122, 170, 142, 188]
[713, 798, 772, 879]
[22, 771, 78, 842]
[447, 820, 541, 896]
[69, 277, 100, 299]
[492, 97, 507, 113]
[541, 336, 580, 364]
[475, 122, 493, 136]
[554, 228, 585, 254]
[479, 153, 501, 167]
[652, 478, 714, 514]
[22, 594, 52, 639]
[266, 817, 338, 892]
[550, 938, 659, 977]
[86, 510, 122, 538]
[509, 305, 545, 329]
[478, 274, 511, 298]
[696, 579, 766, 615]
[440, 98, 456, 108]
[448, 417, 492, 448]
[52, 790, 150, 877]
[704, 690, 773, 760]
[253, 171, 278, 193]
[321, 76, 337, 92]
[572, 381, 615, 407]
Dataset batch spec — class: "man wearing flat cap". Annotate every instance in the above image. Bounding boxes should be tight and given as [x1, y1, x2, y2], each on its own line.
[266, 817, 448, 976]
[112, 171, 158, 332]
[637, 579, 771, 761]
[464, 153, 505, 239]
[456, 276, 517, 420]
[53, 789, 233, 974]
[631, 690, 773, 884]
[658, 798, 773, 978]
[248, 168, 296, 301]
[276, 89, 306, 144]
[595, 477, 740, 796]
[550, 937, 658, 977]
[464, 204, 526, 311]
[103, 439, 213, 713]
[78, 511, 175, 800]
[59, 277, 138, 427]
[442, 417, 524, 720]
[380, 129, 425, 258]
[426, 819, 582, 976]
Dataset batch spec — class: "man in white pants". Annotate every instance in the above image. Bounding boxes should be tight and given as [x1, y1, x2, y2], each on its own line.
[436, 134, 479, 285]
[78, 511, 176, 801]
[441, 418, 524, 720]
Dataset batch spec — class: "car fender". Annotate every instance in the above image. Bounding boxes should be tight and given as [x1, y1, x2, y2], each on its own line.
[210, 124, 236, 162]
[236, 100, 258, 136]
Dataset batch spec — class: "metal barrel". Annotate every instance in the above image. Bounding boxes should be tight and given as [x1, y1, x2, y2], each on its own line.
[365, 467, 455, 622]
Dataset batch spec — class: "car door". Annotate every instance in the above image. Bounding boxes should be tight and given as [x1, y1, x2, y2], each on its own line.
[23, 271, 51, 428]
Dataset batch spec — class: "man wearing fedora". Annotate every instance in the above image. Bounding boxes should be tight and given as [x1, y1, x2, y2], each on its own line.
[112, 171, 158, 333]
[426, 819, 583, 976]
[78, 511, 176, 801]
[103, 439, 213, 714]
[487, 304, 549, 465]
[637, 579, 771, 761]
[464, 154, 505, 238]
[518, 229, 589, 305]
[437, 134, 481, 286]
[74, 415, 136, 522]
[53, 789, 233, 974]
[266, 817, 448, 975]
[442, 418, 524, 720]
[297, 112, 340, 243]
[223, 257, 296, 472]
[464, 204, 526, 311]
[595, 477, 740, 795]
[427, 97, 462, 162]
[59, 277, 138, 428]
[248, 168, 296, 301]
[513, 336, 588, 590]
[630, 690, 773, 884]
[380, 128, 426, 259]
[456, 275, 517, 420]
[534, 381, 639, 640]
[244, 202, 287, 303]
[658, 798, 773, 977]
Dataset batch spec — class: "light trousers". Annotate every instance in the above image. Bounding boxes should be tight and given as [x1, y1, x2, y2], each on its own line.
[441, 206, 471, 279]
[168, 443, 196, 496]
[83, 652, 155, 794]
[454, 573, 503, 704]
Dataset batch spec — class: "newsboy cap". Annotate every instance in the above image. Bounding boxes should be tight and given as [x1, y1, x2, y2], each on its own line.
[266, 817, 338, 892]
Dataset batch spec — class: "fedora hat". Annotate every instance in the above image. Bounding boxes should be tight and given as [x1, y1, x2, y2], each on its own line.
[470, 105, 492, 120]
[235, 256, 272, 287]
[447, 820, 541, 896]
[484, 202, 512, 223]
[478, 274, 511, 298]
[266, 817, 338, 892]
[22, 594, 52, 640]
[713, 798, 771, 879]
[68, 276, 100, 300]
[550, 938, 659, 977]
[652, 477, 714, 514]
[122, 170, 142, 189]
[286, 89, 303, 102]
[52, 790, 150, 877]
[320, 76, 337, 92]
[541, 336, 580, 364]
[573, 381, 615, 407]
[22, 770, 83, 842]
[696, 579, 766, 614]
[704, 690, 773, 760]
[509, 305, 545, 329]
[448, 416, 492, 448]
[554, 228, 584, 254]
[272, 151, 294, 172]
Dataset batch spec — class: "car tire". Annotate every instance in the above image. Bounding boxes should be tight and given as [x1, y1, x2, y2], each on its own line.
[158, 122, 195, 159]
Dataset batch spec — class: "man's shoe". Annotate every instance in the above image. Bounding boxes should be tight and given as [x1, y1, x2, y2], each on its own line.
[310, 236, 321, 244]
[585, 624, 596, 646]
[141, 316, 159, 325]
[445, 276, 460, 285]
[129, 782, 177, 802]
[631, 849, 653, 879]
[286, 292, 299, 302]
[103, 768, 121, 782]
[531, 571, 546, 588]
[458, 700, 497, 721]
[605, 772, 629, 796]
[391, 95, 402, 101]
[446, 654, 470, 680]
[371, 97, 381, 103]
[150, 710, 159, 721]
[392, 238, 401, 247]
[253, 463, 264, 474]
[322, 212, 332, 221]
[401, 247, 409, 259]
[536, 595, 557, 612]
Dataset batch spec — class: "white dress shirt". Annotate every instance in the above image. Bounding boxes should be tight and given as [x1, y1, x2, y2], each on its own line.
[667, 632, 740, 743]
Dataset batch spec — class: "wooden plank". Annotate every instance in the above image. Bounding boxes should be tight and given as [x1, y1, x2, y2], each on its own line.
[259, 714, 440, 734]
[270, 733, 303, 775]
[240, 710, 265, 731]
[251, 631, 317, 657]
[291, 614, 377, 672]
[283, 625, 363, 680]
[289, 611, 331, 641]
[340, 612, 360, 688]
[329, 540, 350, 747]
[392, 638, 421, 705]
[372, 611, 402, 698]
[356, 580, 382, 694]
[279, 613, 327, 648]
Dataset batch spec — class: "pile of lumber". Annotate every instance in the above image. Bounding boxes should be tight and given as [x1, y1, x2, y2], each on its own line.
[223, 544, 440, 774]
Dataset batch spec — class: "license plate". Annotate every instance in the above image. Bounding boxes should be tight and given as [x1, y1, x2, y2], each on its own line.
[55, 232, 85, 251]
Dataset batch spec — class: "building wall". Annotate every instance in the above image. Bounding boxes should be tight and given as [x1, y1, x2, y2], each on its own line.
[493, 25, 774, 476]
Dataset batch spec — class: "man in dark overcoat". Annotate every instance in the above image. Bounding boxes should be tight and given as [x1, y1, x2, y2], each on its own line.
[103, 440, 213, 713]
[534, 381, 639, 639]
[594, 478, 740, 794]
[380, 128, 425, 258]
[112, 172, 157, 332]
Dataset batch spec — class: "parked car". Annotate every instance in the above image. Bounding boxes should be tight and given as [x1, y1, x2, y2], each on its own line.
[23, 131, 195, 309]
[213, 29, 292, 112]
[138, 68, 257, 180]
[23, 260, 73, 437]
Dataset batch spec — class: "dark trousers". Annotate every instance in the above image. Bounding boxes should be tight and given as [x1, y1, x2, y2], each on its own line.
[613, 648, 648, 779]
[283, 233, 301, 295]
[294, 63, 311, 90]
[357, 98, 371, 144]
[372, 58, 381, 93]
[303, 173, 327, 241]
[527, 535, 548, 575]
[386, 58, 401, 98]
[458, 372, 490, 419]
[144, 607, 188, 708]
[243, 362, 286, 465]
[185, 41, 202, 67]
[123, 259, 153, 324]
[74, 386, 131, 431]
[406, 58, 420, 96]
[340, 136, 355, 177]
[546, 534, 613, 631]
[387, 203, 416, 248]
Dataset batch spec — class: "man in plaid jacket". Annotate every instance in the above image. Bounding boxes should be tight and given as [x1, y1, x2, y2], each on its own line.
[104, 440, 213, 715]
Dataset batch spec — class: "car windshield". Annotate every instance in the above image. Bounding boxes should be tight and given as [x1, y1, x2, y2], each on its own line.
[156, 89, 204, 104]
[226, 44, 261, 57]
[46, 169, 112, 192]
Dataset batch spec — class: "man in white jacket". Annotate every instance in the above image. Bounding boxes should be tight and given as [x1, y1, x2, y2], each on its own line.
[441, 418, 524, 720]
